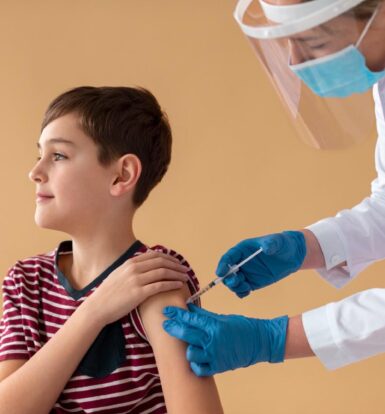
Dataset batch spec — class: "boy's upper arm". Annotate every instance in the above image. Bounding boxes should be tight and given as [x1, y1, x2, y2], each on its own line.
[0, 268, 29, 368]
[0, 266, 29, 383]
[139, 285, 223, 414]
[0, 359, 26, 382]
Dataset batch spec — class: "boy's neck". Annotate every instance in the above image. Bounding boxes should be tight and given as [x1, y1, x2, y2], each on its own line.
[59, 227, 137, 290]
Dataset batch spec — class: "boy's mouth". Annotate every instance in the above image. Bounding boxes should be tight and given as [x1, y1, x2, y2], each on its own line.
[36, 192, 54, 202]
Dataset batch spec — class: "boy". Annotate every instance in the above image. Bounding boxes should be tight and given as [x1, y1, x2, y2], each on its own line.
[0, 86, 223, 413]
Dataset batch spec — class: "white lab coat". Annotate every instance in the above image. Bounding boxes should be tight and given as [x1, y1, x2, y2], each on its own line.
[302, 79, 385, 370]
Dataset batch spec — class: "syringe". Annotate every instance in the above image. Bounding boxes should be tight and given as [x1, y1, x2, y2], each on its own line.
[186, 247, 263, 304]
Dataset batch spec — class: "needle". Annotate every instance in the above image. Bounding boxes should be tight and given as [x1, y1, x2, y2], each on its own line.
[186, 247, 263, 304]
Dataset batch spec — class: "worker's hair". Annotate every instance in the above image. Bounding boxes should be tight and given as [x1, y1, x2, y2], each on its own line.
[42, 86, 172, 207]
[302, 0, 383, 19]
[352, 0, 383, 19]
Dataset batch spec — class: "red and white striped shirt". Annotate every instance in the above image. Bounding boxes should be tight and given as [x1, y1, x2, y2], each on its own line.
[0, 240, 200, 413]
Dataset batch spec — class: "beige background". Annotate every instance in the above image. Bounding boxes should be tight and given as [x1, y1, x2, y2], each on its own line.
[1, 1, 385, 413]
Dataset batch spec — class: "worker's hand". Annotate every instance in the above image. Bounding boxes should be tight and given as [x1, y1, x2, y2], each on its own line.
[87, 250, 190, 327]
[216, 231, 306, 297]
[163, 304, 288, 376]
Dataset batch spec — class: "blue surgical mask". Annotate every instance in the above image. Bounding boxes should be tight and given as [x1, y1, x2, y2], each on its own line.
[289, 10, 385, 98]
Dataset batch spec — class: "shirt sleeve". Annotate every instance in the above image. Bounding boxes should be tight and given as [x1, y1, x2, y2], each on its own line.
[302, 288, 385, 370]
[0, 266, 29, 361]
[306, 84, 385, 288]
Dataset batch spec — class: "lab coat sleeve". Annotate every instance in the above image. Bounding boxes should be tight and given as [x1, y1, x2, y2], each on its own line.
[306, 84, 385, 288]
[302, 288, 385, 370]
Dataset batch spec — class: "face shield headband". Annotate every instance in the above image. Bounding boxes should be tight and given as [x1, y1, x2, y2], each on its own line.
[234, 0, 366, 39]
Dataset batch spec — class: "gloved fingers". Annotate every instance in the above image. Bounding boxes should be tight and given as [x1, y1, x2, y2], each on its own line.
[163, 305, 188, 319]
[236, 289, 251, 298]
[163, 305, 209, 330]
[215, 246, 243, 277]
[186, 345, 209, 364]
[163, 320, 208, 347]
[223, 270, 253, 296]
[259, 234, 282, 255]
[222, 271, 243, 289]
[190, 361, 214, 377]
[187, 303, 217, 318]
[227, 279, 251, 297]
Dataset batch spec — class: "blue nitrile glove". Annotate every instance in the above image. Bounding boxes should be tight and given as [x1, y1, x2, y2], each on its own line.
[217, 231, 306, 298]
[163, 304, 288, 376]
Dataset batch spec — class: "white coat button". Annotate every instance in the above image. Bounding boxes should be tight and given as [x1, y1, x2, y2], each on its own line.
[330, 255, 341, 266]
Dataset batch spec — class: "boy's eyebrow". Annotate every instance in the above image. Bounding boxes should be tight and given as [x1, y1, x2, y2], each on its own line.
[37, 138, 76, 149]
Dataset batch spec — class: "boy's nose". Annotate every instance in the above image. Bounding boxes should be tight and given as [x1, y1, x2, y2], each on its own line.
[28, 162, 47, 183]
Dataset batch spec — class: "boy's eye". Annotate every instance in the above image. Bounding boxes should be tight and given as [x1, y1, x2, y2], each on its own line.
[36, 153, 67, 161]
[53, 152, 66, 161]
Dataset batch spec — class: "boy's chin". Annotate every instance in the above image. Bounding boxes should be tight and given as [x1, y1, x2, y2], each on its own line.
[34, 216, 66, 232]
[35, 222, 61, 231]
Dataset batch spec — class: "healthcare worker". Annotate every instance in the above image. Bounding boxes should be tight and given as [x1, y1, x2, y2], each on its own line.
[162, 0, 385, 376]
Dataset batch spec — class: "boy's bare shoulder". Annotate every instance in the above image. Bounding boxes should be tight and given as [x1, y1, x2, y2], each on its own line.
[135, 243, 199, 288]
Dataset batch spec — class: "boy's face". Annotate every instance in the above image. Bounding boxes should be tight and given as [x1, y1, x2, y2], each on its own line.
[30, 113, 119, 234]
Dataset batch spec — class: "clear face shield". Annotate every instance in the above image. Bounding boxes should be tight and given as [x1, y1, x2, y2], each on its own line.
[234, 0, 385, 149]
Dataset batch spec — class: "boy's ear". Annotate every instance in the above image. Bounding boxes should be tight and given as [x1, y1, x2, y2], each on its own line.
[110, 154, 142, 196]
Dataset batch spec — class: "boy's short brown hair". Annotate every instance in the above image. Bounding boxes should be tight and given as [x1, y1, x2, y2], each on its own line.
[42, 86, 172, 206]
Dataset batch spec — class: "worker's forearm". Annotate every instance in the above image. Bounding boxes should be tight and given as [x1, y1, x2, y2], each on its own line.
[299, 229, 326, 269]
[0, 301, 104, 414]
[284, 314, 314, 359]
